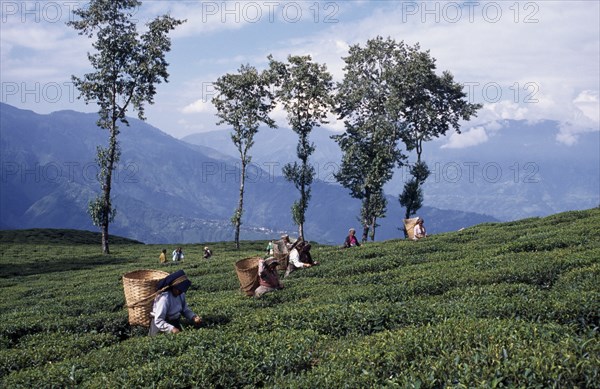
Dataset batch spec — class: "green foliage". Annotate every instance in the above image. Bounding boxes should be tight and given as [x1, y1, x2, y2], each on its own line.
[1, 209, 598, 387]
[213, 64, 276, 249]
[334, 36, 482, 237]
[397, 44, 481, 220]
[400, 162, 430, 220]
[333, 37, 411, 240]
[87, 194, 116, 228]
[283, 162, 315, 227]
[68, 0, 184, 253]
[268, 54, 333, 238]
[399, 178, 422, 217]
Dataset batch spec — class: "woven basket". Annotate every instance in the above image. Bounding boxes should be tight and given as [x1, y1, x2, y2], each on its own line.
[122, 269, 169, 327]
[403, 217, 419, 240]
[273, 239, 289, 270]
[234, 257, 260, 296]
[273, 252, 289, 270]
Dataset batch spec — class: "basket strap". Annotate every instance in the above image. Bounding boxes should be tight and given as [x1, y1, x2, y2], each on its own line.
[127, 285, 169, 308]
[127, 275, 189, 308]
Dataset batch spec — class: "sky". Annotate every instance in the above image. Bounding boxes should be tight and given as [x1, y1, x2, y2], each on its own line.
[1, 0, 599, 148]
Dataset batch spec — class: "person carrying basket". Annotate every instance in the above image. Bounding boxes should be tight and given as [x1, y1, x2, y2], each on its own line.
[149, 270, 202, 336]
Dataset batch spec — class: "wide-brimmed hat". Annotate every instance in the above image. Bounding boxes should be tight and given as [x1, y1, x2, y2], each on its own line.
[157, 269, 191, 293]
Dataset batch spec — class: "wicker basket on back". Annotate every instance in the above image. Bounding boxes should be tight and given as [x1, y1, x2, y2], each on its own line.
[403, 217, 420, 240]
[122, 269, 169, 327]
[273, 239, 289, 270]
[234, 257, 261, 296]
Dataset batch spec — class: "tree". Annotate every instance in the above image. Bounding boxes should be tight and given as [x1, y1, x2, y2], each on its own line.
[398, 48, 482, 234]
[268, 55, 333, 240]
[212, 65, 276, 249]
[398, 161, 429, 222]
[68, 0, 184, 254]
[333, 37, 409, 242]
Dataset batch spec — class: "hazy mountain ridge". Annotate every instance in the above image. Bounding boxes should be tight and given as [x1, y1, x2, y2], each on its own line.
[2, 103, 498, 243]
[183, 120, 600, 221]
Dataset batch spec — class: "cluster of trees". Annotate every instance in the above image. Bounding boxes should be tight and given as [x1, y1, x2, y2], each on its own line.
[212, 55, 334, 248]
[213, 37, 481, 247]
[335, 37, 482, 241]
[72, 0, 480, 253]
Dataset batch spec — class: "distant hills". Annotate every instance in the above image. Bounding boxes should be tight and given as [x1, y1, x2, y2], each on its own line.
[4, 102, 596, 244]
[0, 228, 143, 245]
[183, 120, 600, 222]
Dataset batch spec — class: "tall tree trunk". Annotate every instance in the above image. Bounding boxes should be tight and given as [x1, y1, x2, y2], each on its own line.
[101, 122, 118, 255]
[297, 132, 309, 241]
[299, 165, 306, 241]
[402, 141, 424, 238]
[361, 190, 371, 242]
[370, 216, 377, 241]
[361, 225, 369, 243]
[101, 224, 110, 254]
[234, 162, 246, 250]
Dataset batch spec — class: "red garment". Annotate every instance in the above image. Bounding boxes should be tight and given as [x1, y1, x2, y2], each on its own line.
[258, 259, 282, 288]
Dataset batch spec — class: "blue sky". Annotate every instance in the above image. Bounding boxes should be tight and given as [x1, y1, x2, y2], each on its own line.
[1, 1, 599, 147]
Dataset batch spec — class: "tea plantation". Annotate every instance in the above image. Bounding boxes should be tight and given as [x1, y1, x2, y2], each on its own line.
[1, 209, 598, 388]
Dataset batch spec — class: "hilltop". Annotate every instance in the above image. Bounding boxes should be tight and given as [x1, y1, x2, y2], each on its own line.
[0, 228, 143, 245]
[0, 208, 598, 387]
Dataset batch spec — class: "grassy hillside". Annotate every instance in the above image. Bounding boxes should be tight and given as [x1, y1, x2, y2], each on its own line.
[0, 228, 143, 245]
[0, 209, 598, 387]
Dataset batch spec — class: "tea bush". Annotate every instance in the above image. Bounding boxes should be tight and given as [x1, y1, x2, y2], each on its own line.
[1, 209, 598, 387]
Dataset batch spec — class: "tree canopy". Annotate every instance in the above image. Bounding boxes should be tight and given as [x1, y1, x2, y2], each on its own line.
[334, 36, 481, 240]
[333, 37, 410, 242]
[268, 55, 333, 240]
[69, 0, 184, 253]
[212, 64, 276, 249]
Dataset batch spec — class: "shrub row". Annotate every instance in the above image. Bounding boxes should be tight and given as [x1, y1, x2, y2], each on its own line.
[1, 208, 598, 387]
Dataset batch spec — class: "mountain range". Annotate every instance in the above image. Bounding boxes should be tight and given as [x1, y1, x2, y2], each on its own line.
[1, 102, 597, 244]
[183, 120, 600, 222]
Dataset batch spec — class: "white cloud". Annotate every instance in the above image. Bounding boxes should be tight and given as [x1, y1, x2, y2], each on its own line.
[556, 130, 578, 146]
[556, 92, 600, 146]
[442, 126, 489, 149]
[181, 99, 215, 114]
[1, 20, 90, 82]
[1, 25, 65, 51]
[174, 118, 210, 136]
[573, 90, 600, 124]
[142, 1, 345, 38]
[264, 1, 600, 134]
[1, 0, 598, 142]
[322, 112, 345, 133]
[114, 2, 600, 139]
[270, 102, 289, 128]
[137, 1, 245, 37]
[483, 101, 529, 121]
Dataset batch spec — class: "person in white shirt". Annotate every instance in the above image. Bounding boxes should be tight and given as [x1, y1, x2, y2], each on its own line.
[413, 217, 428, 240]
[203, 246, 212, 259]
[149, 270, 201, 336]
[284, 239, 318, 278]
[172, 247, 184, 261]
